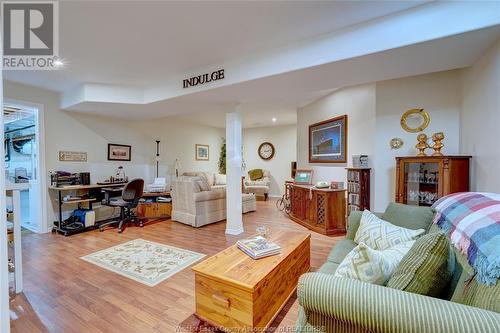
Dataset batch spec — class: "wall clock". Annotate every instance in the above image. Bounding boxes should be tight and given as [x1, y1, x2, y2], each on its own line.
[258, 142, 275, 160]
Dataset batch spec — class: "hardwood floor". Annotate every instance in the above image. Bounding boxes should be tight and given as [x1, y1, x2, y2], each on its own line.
[10, 199, 341, 333]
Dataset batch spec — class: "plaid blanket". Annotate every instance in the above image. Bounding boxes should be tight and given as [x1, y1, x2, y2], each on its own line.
[432, 192, 500, 285]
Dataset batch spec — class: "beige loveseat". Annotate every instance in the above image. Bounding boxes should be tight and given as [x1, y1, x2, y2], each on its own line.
[171, 173, 256, 228]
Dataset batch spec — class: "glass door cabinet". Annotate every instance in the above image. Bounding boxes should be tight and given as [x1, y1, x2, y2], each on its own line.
[395, 156, 471, 207]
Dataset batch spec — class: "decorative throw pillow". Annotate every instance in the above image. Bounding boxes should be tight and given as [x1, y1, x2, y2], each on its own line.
[354, 210, 425, 251]
[334, 241, 415, 285]
[214, 174, 226, 185]
[196, 172, 215, 186]
[387, 232, 451, 297]
[248, 169, 264, 181]
[195, 177, 211, 192]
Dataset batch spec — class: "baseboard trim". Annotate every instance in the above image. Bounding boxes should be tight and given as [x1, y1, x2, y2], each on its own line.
[225, 227, 244, 235]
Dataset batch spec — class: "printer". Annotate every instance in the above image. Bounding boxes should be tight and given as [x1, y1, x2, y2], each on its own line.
[146, 178, 168, 193]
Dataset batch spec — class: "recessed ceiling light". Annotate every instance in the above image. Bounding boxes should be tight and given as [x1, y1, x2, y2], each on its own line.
[272, 117, 277, 122]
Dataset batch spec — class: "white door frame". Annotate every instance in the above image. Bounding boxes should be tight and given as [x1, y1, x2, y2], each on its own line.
[4, 98, 48, 234]
[1, 51, 11, 333]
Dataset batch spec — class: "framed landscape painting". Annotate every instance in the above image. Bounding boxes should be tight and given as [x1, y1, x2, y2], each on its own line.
[195, 144, 209, 161]
[108, 144, 131, 161]
[309, 115, 347, 163]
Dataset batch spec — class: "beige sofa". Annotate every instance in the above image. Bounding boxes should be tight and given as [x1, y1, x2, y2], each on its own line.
[244, 169, 271, 200]
[171, 173, 256, 227]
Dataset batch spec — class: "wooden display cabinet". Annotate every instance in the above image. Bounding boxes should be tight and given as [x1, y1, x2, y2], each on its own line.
[289, 184, 346, 236]
[395, 156, 471, 207]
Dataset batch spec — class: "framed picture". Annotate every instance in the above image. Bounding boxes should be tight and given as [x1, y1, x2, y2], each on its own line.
[294, 169, 313, 185]
[195, 144, 209, 161]
[59, 151, 87, 162]
[309, 115, 347, 163]
[108, 144, 131, 161]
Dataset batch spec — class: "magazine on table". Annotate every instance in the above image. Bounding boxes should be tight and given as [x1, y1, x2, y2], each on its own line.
[237, 236, 281, 259]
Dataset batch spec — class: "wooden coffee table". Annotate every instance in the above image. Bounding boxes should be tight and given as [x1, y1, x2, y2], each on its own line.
[191, 231, 310, 332]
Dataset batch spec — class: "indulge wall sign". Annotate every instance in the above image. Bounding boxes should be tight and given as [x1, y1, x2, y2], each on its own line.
[183, 69, 225, 88]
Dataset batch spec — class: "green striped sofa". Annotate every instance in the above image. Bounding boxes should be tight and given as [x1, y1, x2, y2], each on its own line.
[296, 203, 500, 333]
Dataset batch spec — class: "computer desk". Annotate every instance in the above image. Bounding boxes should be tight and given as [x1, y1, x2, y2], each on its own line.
[50, 184, 172, 235]
[49, 183, 125, 236]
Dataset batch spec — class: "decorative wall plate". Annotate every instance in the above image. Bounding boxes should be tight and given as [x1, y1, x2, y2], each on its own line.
[390, 138, 404, 149]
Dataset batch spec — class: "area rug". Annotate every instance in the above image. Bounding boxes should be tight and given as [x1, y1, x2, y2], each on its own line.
[81, 238, 205, 286]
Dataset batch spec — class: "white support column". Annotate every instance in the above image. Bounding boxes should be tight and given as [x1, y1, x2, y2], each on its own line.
[225, 107, 244, 235]
[12, 190, 22, 293]
[0, 37, 10, 332]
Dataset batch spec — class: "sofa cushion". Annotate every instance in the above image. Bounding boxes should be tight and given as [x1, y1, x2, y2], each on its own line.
[181, 172, 198, 177]
[183, 172, 215, 186]
[334, 241, 415, 285]
[242, 193, 256, 202]
[346, 211, 384, 240]
[197, 172, 215, 186]
[382, 202, 434, 231]
[196, 177, 211, 192]
[387, 233, 451, 297]
[451, 270, 500, 313]
[214, 173, 226, 185]
[327, 239, 357, 264]
[245, 180, 269, 187]
[194, 188, 226, 202]
[355, 210, 425, 251]
[318, 262, 339, 275]
[248, 169, 263, 181]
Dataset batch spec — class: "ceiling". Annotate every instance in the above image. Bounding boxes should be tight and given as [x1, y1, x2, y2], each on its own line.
[4, 0, 430, 91]
[3, 1, 500, 128]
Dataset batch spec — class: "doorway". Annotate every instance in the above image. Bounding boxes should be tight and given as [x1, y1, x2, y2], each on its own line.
[3, 101, 46, 233]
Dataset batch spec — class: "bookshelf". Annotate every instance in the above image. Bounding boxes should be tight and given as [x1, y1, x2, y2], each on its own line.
[346, 168, 371, 214]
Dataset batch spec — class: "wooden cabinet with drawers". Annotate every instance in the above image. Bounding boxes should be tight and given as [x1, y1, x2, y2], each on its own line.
[136, 202, 172, 219]
[289, 184, 347, 236]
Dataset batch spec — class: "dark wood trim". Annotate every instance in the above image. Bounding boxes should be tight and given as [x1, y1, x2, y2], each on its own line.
[308, 114, 348, 163]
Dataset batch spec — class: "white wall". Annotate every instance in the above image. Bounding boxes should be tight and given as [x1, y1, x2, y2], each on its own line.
[243, 125, 296, 196]
[374, 70, 461, 211]
[297, 83, 376, 192]
[297, 71, 462, 211]
[3, 81, 224, 229]
[460, 39, 500, 193]
[135, 117, 224, 178]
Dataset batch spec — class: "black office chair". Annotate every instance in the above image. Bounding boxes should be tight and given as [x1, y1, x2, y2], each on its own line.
[99, 178, 144, 233]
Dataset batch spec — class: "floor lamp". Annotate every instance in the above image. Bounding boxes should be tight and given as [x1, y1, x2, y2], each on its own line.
[155, 140, 160, 178]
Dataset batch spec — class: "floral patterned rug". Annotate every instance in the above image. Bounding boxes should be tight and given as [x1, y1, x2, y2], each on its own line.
[81, 239, 205, 286]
